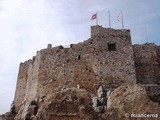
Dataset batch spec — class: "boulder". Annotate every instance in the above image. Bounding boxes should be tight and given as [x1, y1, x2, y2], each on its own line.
[102, 84, 160, 120]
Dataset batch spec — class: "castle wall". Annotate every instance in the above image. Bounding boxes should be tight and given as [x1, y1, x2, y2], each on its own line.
[14, 26, 138, 105]
[14, 60, 32, 107]
[36, 26, 136, 97]
[133, 43, 160, 84]
[133, 44, 160, 95]
[24, 52, 41, 101]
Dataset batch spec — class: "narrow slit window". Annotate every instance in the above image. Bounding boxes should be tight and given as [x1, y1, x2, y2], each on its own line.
[108, 43, 116, 51]
[78, 55, 81, 60]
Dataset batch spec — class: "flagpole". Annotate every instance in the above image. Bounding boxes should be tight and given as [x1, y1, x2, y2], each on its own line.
[96, 12, 98, 25]
[121, 11, 124, 29]
[108, 11, 111, 28]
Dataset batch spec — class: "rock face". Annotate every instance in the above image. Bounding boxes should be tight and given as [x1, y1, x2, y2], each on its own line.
[14, 100, 38, 120]
[92, 85, 108, 113]
[0, 112, 15, 120]
[3, 88, 97, 120]
[102, 84, 160, 120]
[2, 84, 160, 120]
[34, 88, 97, 120]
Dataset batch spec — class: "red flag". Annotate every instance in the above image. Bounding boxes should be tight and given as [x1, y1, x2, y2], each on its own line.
[91, 13, 97, 20]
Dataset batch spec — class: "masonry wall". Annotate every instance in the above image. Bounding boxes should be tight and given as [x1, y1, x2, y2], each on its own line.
[133, 43, 160, 84]
[14, 25, 137, 105]
[24, 52, 41, 101]
[36, 26, 136, 98]
[133, 43, 160, 95]
[14, 60, 32, 107]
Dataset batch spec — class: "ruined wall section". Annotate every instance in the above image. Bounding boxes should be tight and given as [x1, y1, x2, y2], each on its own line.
[14, 60, 32, 107]
[36, 26, 136, 97]
[133, 43, 160, 84]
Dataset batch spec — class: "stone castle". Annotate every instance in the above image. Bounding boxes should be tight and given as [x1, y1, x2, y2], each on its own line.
[13, 25, 160, 109]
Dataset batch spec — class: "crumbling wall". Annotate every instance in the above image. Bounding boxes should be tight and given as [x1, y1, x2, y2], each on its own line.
[14, 60, 32, 107]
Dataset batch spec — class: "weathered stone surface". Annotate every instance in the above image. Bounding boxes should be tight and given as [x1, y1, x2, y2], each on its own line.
[102, 84, 160, 120]
[34, 88, 98, 120]
[92, 85, 108, 113]
[14, 60, 32, 108]
[14, 99, 38, 120]
[0, 112, 14, 120]
[133, 43, 160, 95]
[133, 43, 160, 84]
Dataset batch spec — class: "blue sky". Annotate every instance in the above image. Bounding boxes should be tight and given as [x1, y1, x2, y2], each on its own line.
[0, 0, 160, 114]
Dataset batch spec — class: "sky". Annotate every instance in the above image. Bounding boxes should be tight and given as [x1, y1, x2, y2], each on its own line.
[0, 0, 160, 114]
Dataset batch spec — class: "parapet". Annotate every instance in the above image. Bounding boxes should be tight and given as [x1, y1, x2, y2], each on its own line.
[91, 25, 130, 38]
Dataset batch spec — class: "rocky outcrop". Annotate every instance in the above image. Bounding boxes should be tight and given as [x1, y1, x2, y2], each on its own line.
[2, 84, 160, 120]
[2, 88, 98, 120]
[0, 102, 17, 120]
[92, 85, 109, 113]
[34, 88, 98, 120]
[0, 112, 14, 120]
[102, 84, 160, 120]
[14, 100, 38, 120]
